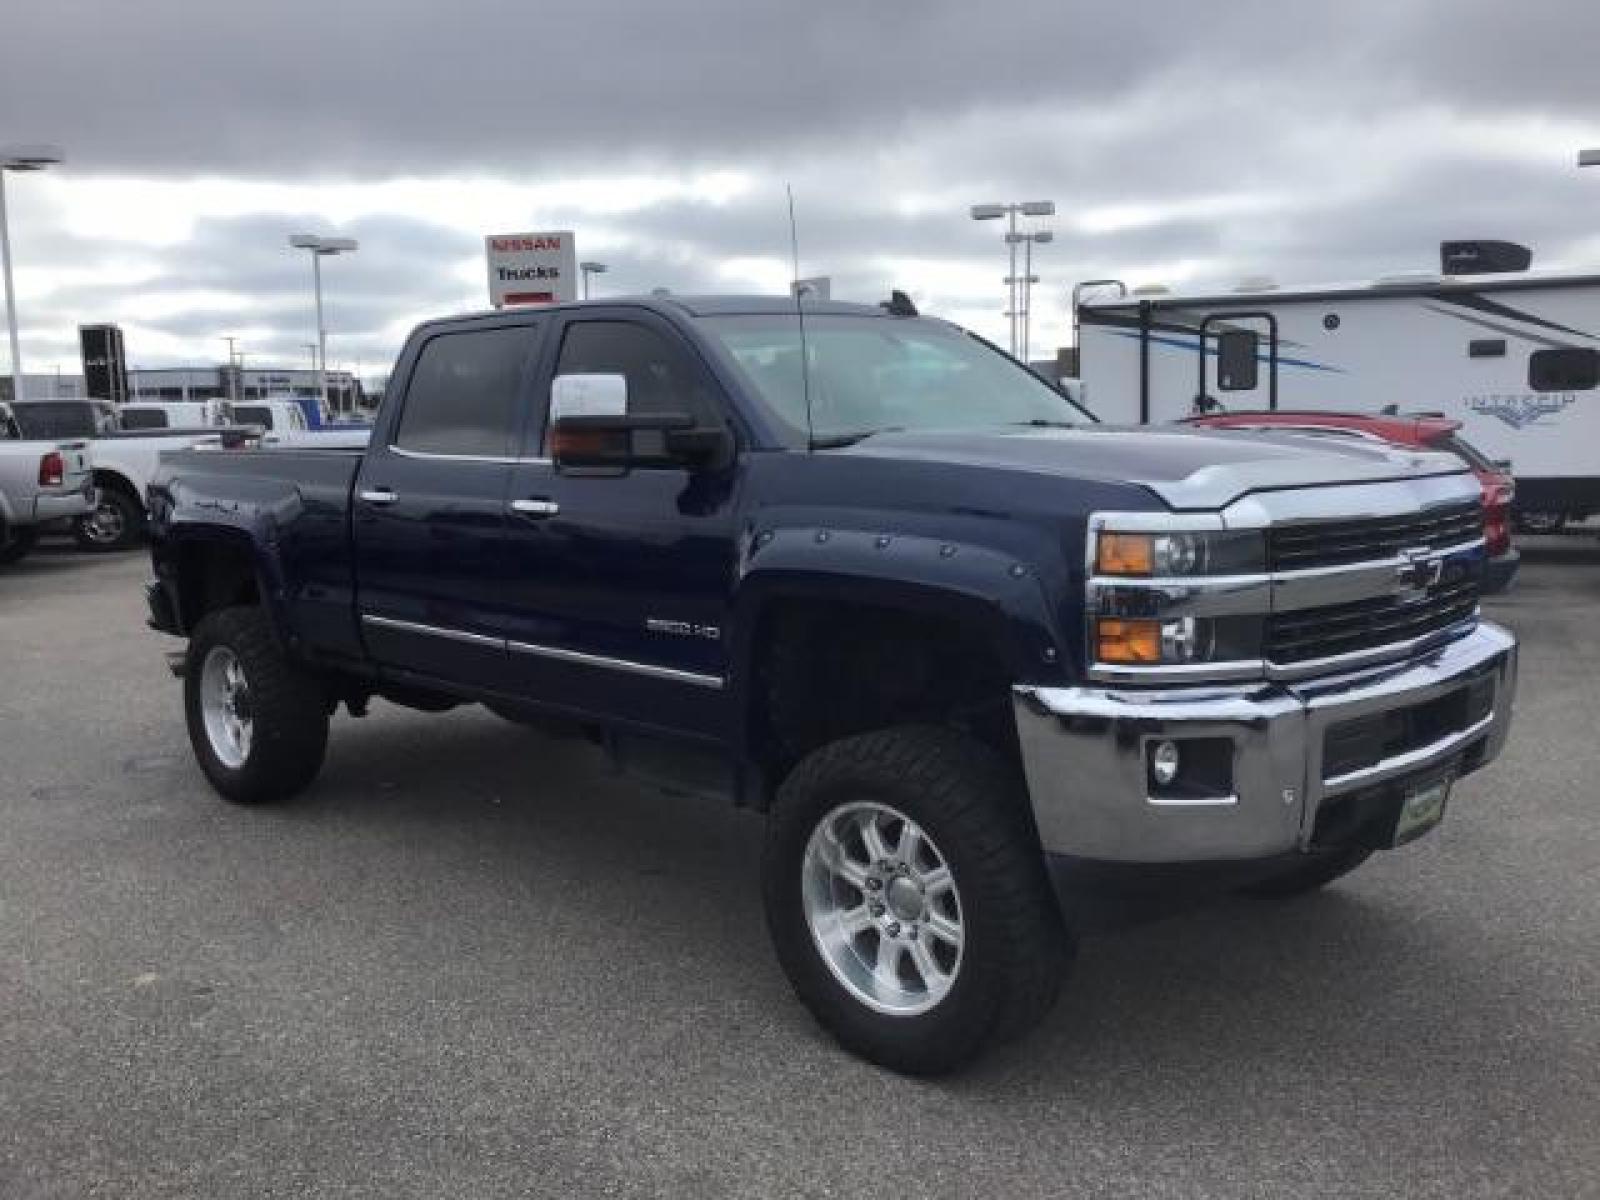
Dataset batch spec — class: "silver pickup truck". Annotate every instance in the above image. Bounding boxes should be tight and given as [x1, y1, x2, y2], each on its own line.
[0, 435, 94, 564]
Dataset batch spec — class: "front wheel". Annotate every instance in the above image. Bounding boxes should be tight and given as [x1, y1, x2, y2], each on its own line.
[184, 606, 330, 804]
[763, 726, 1071, 1075]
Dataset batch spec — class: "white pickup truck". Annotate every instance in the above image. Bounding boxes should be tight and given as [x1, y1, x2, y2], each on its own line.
[1, 400, 229, 551]
[0, 431, 93, 565]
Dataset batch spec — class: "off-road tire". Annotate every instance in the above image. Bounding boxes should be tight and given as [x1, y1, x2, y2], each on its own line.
[184, 606, 329, 804]
[1239, 847, 1374, 897]
[763, 725, 1071, 1075]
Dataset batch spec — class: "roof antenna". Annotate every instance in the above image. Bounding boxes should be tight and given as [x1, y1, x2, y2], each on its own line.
[787, 183, 815, 452]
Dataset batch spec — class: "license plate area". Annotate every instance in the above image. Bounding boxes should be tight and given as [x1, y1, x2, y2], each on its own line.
[1392, 773, 1452, 846]
[1310, 760, 1459, 851]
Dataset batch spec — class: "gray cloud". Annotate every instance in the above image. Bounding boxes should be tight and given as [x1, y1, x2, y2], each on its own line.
[1, 0, 1597, 372]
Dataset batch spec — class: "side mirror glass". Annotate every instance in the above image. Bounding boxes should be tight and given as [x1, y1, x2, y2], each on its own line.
[1217, 329, 1260, 391]
[551, 372, 628, 421]
[549, 373, 731, 471]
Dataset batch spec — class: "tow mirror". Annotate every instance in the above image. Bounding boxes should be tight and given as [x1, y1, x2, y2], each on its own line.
[549, 373, 732, 470]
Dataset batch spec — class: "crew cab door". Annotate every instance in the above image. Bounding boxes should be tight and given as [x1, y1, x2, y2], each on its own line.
[499, 310, 741, 738]
[353, 318, 543, 688]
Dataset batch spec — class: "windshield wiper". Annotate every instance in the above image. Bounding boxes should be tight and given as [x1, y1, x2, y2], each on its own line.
[1009, 418, 1077, 428]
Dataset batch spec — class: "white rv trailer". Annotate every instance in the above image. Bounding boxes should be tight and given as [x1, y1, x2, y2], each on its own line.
[1076, 257, 1600, 524]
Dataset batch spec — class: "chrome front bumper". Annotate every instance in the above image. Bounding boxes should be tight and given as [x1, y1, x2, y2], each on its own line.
[1012, 622, 1517, 863]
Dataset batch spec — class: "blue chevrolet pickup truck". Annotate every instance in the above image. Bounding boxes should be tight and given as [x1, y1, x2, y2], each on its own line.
[145, 295, 1518, 1073]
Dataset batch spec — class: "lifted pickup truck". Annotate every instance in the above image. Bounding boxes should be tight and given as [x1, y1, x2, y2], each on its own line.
[146, 296, 1518, 1073]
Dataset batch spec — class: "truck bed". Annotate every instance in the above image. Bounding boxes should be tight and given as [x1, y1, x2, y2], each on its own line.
[153, 444, 367, 660]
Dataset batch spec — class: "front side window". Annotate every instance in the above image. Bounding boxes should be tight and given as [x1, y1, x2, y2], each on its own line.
[552, 320, 719, 422]
[232, 405, 273, 430]
[699, 314, 1090, 445]
[395, 325, 537, 457]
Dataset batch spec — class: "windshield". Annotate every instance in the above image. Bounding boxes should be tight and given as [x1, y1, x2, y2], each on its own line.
[700, 314, 1091, 445]
[11, 402, 101, 439]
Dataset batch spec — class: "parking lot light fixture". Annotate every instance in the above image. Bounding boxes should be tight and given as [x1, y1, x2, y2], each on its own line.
[971, 201, 1055, 356]
[1579, 147, 1600, 168]
[1, 144, 64, 405]
[288, 234, 359, 414]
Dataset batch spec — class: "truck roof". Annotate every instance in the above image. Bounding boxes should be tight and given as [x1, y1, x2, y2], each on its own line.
[421, 294, 909, 329]
[1080, 267, 1600, 311]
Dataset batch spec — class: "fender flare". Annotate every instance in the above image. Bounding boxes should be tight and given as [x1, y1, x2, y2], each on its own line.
[153, 475, 307, 644]
[728, 525, 1072, 751]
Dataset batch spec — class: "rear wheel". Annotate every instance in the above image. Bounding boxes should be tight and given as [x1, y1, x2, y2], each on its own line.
[763, 725, 1071, 1075]
[0, 524, 37, 565]
[1238, 847, 1373, 897]
[1514, 509, 1566, 535]
[74, 486, 143, 551]
[184, 606, 329, 804]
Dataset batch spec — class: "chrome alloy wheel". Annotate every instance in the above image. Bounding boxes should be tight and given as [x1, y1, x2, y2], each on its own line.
[801, 801, 965, 1016]
[200, 646, 253, 769]
[82, 499, 125, 544]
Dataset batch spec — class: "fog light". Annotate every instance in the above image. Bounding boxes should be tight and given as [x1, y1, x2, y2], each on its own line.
[1151, 740, 1181, 786]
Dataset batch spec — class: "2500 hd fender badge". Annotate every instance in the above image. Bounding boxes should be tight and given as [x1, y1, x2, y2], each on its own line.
[646, 617, 722, 640]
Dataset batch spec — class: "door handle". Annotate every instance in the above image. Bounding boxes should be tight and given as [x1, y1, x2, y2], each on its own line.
[510, 498, 560, 518]
[359, 487, 399, 506]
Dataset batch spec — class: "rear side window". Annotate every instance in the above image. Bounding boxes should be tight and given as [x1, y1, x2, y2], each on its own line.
[1529, 346, 1599, 392]
[120, 408, 169, 430]
[11, 402, 98, 439]
[395, 326, 537, 457]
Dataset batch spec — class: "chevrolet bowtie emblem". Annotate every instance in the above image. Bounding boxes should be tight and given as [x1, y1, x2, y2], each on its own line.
[1396, 547, 1444, 595]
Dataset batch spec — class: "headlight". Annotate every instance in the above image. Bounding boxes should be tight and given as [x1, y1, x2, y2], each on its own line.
[1093, 529, 1263, 577]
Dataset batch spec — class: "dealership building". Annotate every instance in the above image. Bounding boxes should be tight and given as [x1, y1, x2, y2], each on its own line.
[125, 366, 366, 412]
[4, 366, 367, 413]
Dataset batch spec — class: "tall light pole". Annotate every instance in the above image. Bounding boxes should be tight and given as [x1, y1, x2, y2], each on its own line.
[579, 260, 608, 300]
[1, 145, 64, 405]
[971, 201, 1054, 357]
[288, 233, 358, 415]
[222, 336, 240, 408]
[1007, 230, 1053, 362]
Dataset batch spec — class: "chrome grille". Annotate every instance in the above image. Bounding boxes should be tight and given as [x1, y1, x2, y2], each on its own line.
[1268, 499, 1482, 571]
[1267, 576, 1479, 665]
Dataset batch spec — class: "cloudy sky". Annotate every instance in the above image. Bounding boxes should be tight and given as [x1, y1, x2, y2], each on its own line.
[2, 0, 1598, 381]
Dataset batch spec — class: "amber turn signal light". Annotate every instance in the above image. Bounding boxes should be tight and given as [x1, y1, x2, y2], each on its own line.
[1096, 618, 1162, 664]
[1096, 532, 1153, 576]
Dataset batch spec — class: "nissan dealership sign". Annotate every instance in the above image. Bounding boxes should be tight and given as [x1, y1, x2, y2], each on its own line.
[486, 231, 577, 307]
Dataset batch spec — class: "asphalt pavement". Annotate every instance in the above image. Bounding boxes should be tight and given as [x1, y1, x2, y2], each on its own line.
[1, 539, 1596, 1199]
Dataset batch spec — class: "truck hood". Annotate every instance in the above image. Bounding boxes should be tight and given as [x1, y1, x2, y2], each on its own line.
[836, 425, 1470, 510]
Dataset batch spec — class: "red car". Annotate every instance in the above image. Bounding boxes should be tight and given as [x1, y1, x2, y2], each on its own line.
[1184, 410, 1519, 593]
